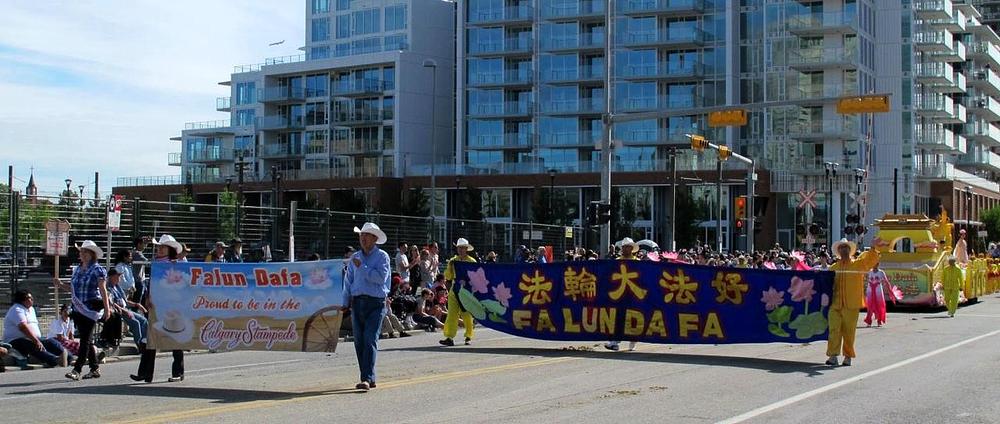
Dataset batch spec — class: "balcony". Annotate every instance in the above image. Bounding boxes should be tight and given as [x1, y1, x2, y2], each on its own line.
[787, 12, 858, 36]
[188, 147, 235, 163]
[539, 98, 605, 115]
[259, 143, 305, 159]
[216, 96, 231, 112]
[620, 28, 706, 49]
[539, 65, 604, 83]
[925, 10, 966, 32]
[333, 79, 391, 96]
[540, 1, 604, 20]
[968, 42, 1000, 69]
[965, 120, 1000, 147]
[914, 93, 955, 118]
[469, 36, 534, 56]
[539, 131, 601, 147]
[469, 101, 535, 118]
[914, 0, 953, 20]
[259, 86, 307, 104]
[183, 120, 234, 135]
[618, 95, 701, 112]
[916, 62, 955, 85]
[788, 47, 858, 70]
[969, 68, 1000, 97]
[467, 134, 533, 150]
[256, 115, 306, 131]
[935, 101, 967, 124]
[467, 5, 533, 26]
[915, 125, 961, 152]
[332, 109, 392, 125]
[914, 162, 956, 181]
[929, 41, 966, 62]
[617, 128, 693, 146]
[116, 175, 183, 187]
[468, 70, 534, 88]
[914, 29, 954, 52]
[930, 71, 967, 94]
[785, 118, 860, 141]
[787, 83, 858, 104]
[620, 61, 704, 82]
[168, 152, 182, 166]
[958, 148, 1000, 173]
[539, 33, 605, 52]
[969, 95, 1000, 121]
[331, 139, 386, 154]
[617, 0, 704, 17]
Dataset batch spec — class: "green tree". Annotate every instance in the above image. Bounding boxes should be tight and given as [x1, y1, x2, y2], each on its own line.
[57, 189, 81, 208]
[331, 189, 367, 213]
[530, 187, 572, 225]
[674, 188, 706, 250]
[456, 187, 483, 221]
[981, 207, 1000, 245]
[170, 193, 195, 212]
[400, 187, 430, 217]
[218, 190, 238, 242]
[612, 188, 643, 241]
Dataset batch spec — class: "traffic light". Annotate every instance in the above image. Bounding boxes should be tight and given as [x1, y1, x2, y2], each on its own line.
[690, 134, 709, 151]
[845, 213, 860, 224]
[754, 218, 762, 234]
[735, 196, 747, 220]
[586, 202, 599, 227]
[597, 202, 613, 225]
[735, 219, 744, 233]
[718, 145, 732, 161]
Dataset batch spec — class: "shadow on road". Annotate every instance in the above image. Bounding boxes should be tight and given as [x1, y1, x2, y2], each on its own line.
[382, 345, 831, 377]
[11, 384, 366, 403]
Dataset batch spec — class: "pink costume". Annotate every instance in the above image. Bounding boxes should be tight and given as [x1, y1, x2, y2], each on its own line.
[864, 270, 888, 326]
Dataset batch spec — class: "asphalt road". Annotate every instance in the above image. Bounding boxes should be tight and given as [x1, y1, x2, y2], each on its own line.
[2, 297, 999, 424]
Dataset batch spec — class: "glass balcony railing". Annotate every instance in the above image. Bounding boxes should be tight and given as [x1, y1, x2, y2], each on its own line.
[618, 95, 701, 112]
[333, 78, 391, 96]
[184, 120, 231, 131]
[470, 101, 535, 117]
[259, 86, 307, 103]
[969, 95, 1000, 118]
[620, 28, 706, 47]
[540, 33, 604, 50]
[470, 134, 533, 149]
[915, 125, 958, 150]
[914, 162, 955, 180]
[971, 68, 1000, 93]
[187, 147, 235, 163]
[913, 29, 953, 47]
[968, 42, 1000, 66]
[469, 70, 534, 86]
[259, 143, 305, 159]
[406, 156, 745, 177]
[468, 5, 533, 24]
[966, 120, 1000, 146]
[541, 0, 604, 18]
[788, 47, 858, 67]
[539, 98, 605, 114]
[331, 139, 386, 154]
[787, 83, 859, 101]
[167, 152, 182, 166]
[617, 0, 704, 15]
[256, 115, 306, 130]
[216, 96, 231, 111]
[470, 36, 534, 54]
[332, 109, 392, 124]
[913, 0, 953, 17]
[117, 175, 184, 187]
[958, 148, 1000, 171]
[784, 118, 860, 138]
[914, 93, 955, 113]
[786, 11, 858, 32]
[539, 64, 604, 82]
[538, 131, 601, 147]
[621, 61, 704, 79]
[915, 62, 955, 82]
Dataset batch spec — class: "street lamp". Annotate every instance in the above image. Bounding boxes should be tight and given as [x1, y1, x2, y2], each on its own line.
[548, 169, 557, 213]
[78, 185, 85, 207]
[966, 186, 973, 236]
[423, 59, 438, 241]
[64, 179, 72, 192]
[225, 177, 233, 193]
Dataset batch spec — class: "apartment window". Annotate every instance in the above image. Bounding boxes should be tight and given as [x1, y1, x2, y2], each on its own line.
[234, 109, 255, 127]
[312, 18, 330, 42]
[306, 74, 328, 97]
[383, 67, 395, 90]
[382, 96, 394, 120]
[481, 189, 512, 219]
[305, 102, 328, 126]
[385, 5, 407, 31]
[336, 15, 351, 38]
[384, 34, 407, 50]
[352, 37, 381, 54]
[234, 135, 254, 157]
[306, 130, 328, 154]
[310, 46, 330, 60]
[235, 82, 256, 105]
[353, 9, 380, 36]
[336, 0, 351, 11]
[311, 0, 329, 14]
[335, 42, 351, 57]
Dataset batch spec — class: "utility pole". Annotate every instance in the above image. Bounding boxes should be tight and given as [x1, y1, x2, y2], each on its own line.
[235, 153, 247, 238]
[716, 158, 723, 253]
[669, 147, 677, 251]
[599, 0, 614, 256]
[94, 171, 100, 206]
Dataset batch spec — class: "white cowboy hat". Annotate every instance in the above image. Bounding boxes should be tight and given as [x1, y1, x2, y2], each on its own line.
[831, 238, 857, 258]
[618, 237, 640, 251]
[152, 234, 183, 253]
[354, 222, 387, 245]
[455, 238, 474, 251]
[75, 240, 103, 260]
[152, 310, 195, 344]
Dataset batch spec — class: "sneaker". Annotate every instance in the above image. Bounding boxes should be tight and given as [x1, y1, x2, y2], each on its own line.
[842, 357, 852, 367]
[82, 370, 101, 379]
[825, 356, 839, 366]
[464, 337, 471, 345]
[129, 374, 146, 382]
[627, 342, 638, 351]
[399, 332, 412, 338]
[604, 342, 620, 351]
[355, 381, 370, 391]
[65, 370, 82, 381]
[168, 375, 184, 383]
[439, 338, 455, 346]
[368, 381, 377, 388]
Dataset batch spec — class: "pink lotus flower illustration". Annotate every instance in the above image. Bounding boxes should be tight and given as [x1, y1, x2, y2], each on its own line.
[821, 293, 830, 307]
[789, 277, 816, 303]
[467, 268, 490, 294]
[307, 268, 330, 288]
[492, 282, 512, 307]
[760, 286, 785, 311]
[164, 269, 187, 286]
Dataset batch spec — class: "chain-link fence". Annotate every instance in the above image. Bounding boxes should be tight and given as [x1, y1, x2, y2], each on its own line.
[0, 191, 584, 334]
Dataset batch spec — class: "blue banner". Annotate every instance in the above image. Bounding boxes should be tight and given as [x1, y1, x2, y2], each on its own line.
[452, 261, 834, 344]
[148, 260, 345, 352]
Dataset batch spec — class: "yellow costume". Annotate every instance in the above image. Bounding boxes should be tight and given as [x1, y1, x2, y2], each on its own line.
[827, 247, 880, 359]
[443, 255, 477, 341]
[942, 263, 962, 316]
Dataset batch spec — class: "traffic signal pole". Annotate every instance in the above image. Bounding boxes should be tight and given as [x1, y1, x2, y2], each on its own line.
[599, 0, 614, 258]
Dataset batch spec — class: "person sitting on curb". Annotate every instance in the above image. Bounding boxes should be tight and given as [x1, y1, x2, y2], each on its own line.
[3, 290, 65, 368]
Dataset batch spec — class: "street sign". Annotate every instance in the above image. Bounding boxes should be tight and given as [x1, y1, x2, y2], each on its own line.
[531, 231, 544, 241]
[708, 109, 748, 127]
[836, 95, 890, 114]
[107, 194, 123, 232]
[564, 227, 573, 239]
[45, 220, 71, 256]
[797, 190, 818, 209]
[978, 230, 988, 238]
[522, 231, 530, 240]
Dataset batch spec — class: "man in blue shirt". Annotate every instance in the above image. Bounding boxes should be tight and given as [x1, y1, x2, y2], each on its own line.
[341, 222, 390, 391]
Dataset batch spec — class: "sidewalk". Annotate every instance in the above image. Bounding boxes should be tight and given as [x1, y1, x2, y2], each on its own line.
[1, 341, 212, 372]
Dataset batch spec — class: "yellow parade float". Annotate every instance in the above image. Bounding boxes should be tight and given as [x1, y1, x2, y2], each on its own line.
[870, 211, 998, 307]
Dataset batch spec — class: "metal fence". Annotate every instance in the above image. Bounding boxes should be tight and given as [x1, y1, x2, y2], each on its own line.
[0, 191, 584, 334]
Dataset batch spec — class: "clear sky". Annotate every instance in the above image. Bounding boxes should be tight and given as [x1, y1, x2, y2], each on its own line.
[0, 1, 304, 197]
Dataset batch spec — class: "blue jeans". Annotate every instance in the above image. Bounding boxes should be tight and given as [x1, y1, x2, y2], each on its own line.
[123, 313, 148, 345]
[351, 295, 386, 383]
[9, 337, 64, 366]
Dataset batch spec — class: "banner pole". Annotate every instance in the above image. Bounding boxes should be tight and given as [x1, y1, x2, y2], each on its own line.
[53, 254, 60, 312]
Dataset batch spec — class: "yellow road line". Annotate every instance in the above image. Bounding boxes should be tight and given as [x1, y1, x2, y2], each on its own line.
[111, 356, 577, 424]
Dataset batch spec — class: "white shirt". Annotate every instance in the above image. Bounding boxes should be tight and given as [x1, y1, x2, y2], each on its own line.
[3, 303, 41, 343]
[395, 251, 410, 282]
[47, 317, 74, 339]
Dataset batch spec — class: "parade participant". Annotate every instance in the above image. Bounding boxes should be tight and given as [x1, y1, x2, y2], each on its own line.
[439, 238, 477, 347]
[177, 243, 191, 262]
[4, 290, 65, 368]
[226, 238, 245, 263]
[826, 238, 880, 366]
[205, 242, 228, 263]
[606, 237, 640, 352]
[864, 263, 890, 327]
[54, 241, 110, 380]
[342, 223, 391, 391]
[132, 234, 186, 383]
[955, 229, 969, 266]
[942, 256, 962, 317]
